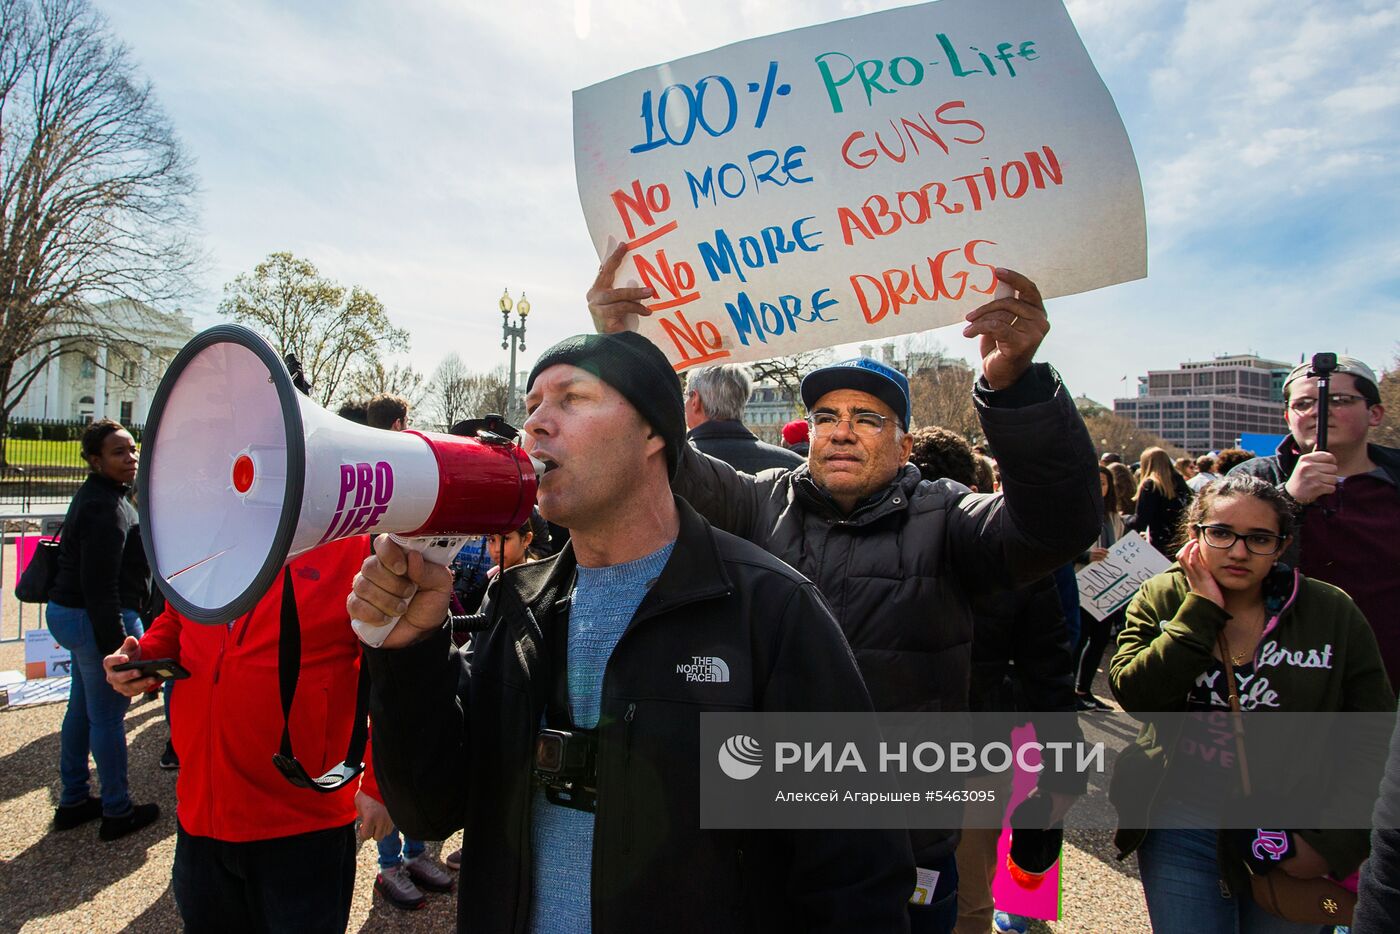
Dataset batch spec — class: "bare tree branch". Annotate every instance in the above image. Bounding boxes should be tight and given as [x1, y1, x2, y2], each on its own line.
[1081, 408, 1186, 460]
[425, 357, 511, 432]
[1370, 347, 1399, 449]
[341, 359, 427, 412]
[219, 252, 408, 407]
[907, 361, 982, 445]
[746, 348, 832, 405]
[0, 0, 201, 452]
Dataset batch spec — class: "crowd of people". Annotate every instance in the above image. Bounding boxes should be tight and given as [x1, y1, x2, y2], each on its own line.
[27, 241, 1398, 933]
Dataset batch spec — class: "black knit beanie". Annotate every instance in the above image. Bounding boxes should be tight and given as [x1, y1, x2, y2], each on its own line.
[526, 332, 685, 478]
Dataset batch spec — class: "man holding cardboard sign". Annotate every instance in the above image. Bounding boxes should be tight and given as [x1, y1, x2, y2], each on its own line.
[588, 244, 1101, 932]
[349, 329, 916, 934]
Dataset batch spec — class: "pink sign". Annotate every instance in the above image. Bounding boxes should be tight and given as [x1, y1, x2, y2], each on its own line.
[14, 534, 56, 587]
[990, 724, 1063, 920]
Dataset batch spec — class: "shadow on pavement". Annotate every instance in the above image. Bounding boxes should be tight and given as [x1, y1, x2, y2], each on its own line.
[0, 706, 173, 931]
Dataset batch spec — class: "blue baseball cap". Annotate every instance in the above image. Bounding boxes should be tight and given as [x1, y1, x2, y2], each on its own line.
[800, 357, 911, 431]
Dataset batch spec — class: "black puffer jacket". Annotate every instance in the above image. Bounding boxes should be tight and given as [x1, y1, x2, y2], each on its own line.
[49, 473, 151, 654]
[672, 363, 1102, 862]
[366, 498, 915, 934]
[967, 575, 1087, 795]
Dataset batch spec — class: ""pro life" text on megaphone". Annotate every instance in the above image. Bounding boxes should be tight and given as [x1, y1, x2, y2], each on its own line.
[138, 325, 540, 645]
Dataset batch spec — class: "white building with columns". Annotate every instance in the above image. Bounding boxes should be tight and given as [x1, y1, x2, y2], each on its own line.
[10, 299, 197, 426]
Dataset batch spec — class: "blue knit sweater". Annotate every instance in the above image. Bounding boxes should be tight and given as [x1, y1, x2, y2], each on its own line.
[527, 541, 675, 934]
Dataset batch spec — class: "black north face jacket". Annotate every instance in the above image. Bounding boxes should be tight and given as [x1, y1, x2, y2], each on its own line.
[366, 498, 915, 934]
[672, 364, 1102, 865]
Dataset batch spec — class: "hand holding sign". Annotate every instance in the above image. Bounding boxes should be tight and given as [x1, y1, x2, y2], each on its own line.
[1077, 535, 1171, 621]
[963, 267, 1048, 391]
[588, 239, 657, 335]
[573, 0, 1145, 371]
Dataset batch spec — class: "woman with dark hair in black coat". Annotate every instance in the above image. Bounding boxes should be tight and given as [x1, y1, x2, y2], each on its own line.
[46, 418, 159, 840]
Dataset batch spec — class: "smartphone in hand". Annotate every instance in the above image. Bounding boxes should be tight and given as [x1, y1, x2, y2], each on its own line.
[111, 658, 191, 681]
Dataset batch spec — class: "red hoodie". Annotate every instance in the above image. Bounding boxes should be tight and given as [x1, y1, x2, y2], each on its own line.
[139, 537, 380, 842]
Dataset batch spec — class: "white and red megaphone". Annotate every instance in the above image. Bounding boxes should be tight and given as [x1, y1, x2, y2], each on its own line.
[138, 324, 540, 645]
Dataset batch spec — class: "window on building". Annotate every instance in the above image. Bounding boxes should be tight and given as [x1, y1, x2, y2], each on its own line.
[120, 401, 133, 423]
[79, 357, 96, 379]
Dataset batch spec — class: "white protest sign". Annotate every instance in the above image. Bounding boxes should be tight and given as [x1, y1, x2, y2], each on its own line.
[573, 0, 1146, 371]
[25, 628, 72, 679]
[1076, 535, 1171, 622]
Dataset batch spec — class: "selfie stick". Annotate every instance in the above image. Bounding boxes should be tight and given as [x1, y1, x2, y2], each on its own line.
[1308, 352, 1338, 453]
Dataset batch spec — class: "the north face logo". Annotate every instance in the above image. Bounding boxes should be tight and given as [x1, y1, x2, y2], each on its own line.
[677, 656, 730, 683]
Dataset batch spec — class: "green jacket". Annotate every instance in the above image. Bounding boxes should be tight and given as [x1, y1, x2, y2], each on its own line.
[1108, 565, 1395, 880]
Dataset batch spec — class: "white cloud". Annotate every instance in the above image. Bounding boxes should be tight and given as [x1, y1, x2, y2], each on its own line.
[1137, 0, 1400, 250]
[95, 0, 1400, 411]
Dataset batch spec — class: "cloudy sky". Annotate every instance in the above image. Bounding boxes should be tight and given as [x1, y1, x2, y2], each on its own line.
[96, 0, 1399, 408]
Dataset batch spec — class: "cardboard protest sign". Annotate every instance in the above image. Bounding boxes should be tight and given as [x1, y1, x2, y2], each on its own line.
[1076, 534, 1171, 622]
[573, 0, 1145, 370]
[25, 628, 71, 680]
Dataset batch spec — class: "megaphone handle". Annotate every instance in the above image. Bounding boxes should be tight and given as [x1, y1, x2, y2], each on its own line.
[351, 534, 470, 648]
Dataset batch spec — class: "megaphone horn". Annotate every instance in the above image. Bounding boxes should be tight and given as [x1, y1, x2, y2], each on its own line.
[138, 325, 540, 643]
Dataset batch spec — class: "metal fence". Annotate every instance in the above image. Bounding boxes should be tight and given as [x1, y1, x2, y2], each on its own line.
[1, 418, 144, 506]
[1, 512, 66, 643]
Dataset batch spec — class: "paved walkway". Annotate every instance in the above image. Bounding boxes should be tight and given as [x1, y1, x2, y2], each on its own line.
[0, 640, 1150, 932]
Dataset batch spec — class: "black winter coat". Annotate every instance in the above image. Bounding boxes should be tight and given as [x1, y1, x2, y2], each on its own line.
[1131, 473, 1191, 557]
[1357, 707, 1400, 930]
[687, 419, 804, 474]
[366, 498, 916, 934]
[967, 575, 1087, 795]
[49, 473, 151, 654]
[671, 363, 1102, 863]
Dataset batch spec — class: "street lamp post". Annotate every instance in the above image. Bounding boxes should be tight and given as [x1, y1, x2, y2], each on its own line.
[499, 288, 530, 423]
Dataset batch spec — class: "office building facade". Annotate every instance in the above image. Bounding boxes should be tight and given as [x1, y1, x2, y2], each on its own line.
[1113, 354, 1292, 455]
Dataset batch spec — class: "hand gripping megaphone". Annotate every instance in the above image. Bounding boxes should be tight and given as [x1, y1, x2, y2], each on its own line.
[137, 324, 540, 645]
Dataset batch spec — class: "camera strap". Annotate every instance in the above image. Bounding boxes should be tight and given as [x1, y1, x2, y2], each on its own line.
[544, 598, 579, 731]
[537, 591, 600, 811]
[272, 566, 371, 792]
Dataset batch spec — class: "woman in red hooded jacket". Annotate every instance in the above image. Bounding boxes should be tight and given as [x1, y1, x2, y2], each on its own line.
[106, 536, 383, 933]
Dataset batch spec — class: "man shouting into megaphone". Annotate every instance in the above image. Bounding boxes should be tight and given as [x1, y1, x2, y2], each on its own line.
[348, 330, 917, 933]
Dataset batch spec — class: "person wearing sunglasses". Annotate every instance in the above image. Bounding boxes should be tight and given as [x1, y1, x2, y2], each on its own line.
[1229, 355, 1400, 689]
[1109, 474, 1393, 933]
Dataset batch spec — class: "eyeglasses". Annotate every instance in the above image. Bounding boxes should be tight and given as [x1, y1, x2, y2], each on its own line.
[808, 411, 891, 438]
[1287, 393, 1368, 415]
[1194, 523, 1287, 556]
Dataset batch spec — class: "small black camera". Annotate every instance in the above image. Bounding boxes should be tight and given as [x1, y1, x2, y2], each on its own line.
[1308, 352, 1341, 452]
[533, 729, 598, 812]
[1310, 352, 1338, 378]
